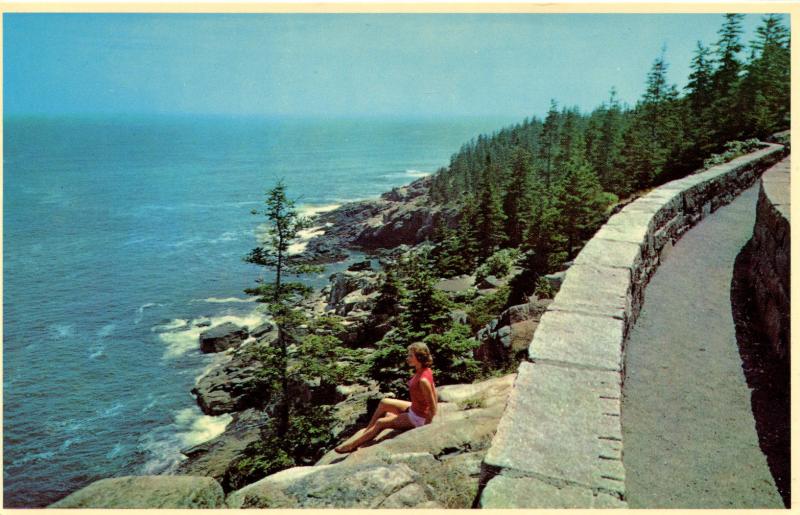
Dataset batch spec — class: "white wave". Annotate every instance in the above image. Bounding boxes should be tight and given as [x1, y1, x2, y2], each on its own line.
[151, 319, 189, 332]
[105, 443, 125, 459]
[100, 402, 125, 418]
[406, 169, 431, 178]
[141, 397, 158, 414]
[288, 226, 326, 255]
[50, 324, 75, 339]
[174, 408, 233, 448]
[122, 236, 153, 247]
[135, 302, 161, 324]
[159, 312, 268, 359]
[13, 450, 55, 466]
[60, 437, 82, 452]
[88, 345, 105, 360]
[97, 323, 116, 338]
[297, 203, 341, 218]
[191, 297, 256, 304]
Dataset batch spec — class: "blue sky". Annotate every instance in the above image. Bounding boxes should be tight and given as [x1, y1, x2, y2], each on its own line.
[4, 13, 785, 119]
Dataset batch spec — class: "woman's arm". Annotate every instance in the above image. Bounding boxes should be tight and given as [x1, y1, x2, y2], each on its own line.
[420, 378, 437, 421]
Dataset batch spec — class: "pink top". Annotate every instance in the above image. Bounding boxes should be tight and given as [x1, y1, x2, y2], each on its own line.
[408, 367, 436, 420]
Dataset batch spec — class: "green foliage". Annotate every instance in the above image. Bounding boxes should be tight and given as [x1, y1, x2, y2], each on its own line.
[374, 266, 404, 315]
[533, 277, 556, 299]
[368, 329, 413, 393]
[555, 157, 611, 259]
[423, 323, 481, 385]
[466, 286, 511, 333]
[399, 253, 453, 336]
[703, 139, 764, 169]
[223, 405, 337, 492]
[457, 395, 487, 410]
[475, 248, 520, 284]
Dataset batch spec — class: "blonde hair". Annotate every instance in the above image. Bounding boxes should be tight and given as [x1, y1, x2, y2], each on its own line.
[408, 341, 433, 368]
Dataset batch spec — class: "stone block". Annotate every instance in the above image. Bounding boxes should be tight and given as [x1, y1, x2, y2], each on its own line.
[548, 264, 631, 322]
[480, 474, 594, 508]
[530, 310, 625, 371]
[484, 362, 624, 493]
[574, 237, 642, 273]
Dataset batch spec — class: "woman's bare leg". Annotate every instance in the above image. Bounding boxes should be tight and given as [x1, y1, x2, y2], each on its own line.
[336, 412, 415, 453]
[366, 398, 411, 429]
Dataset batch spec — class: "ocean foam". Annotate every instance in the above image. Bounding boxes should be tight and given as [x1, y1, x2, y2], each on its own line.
[297, 203, 341, 218]
[50, 324, 75, 339]
[105, 443, 125, 459]
[287, 225, 326, 255]
[191, 297, 256, 304]
[159, 312, 268, 359]
[174, 408, 232, 447]
[97, 323, 116, 338]
[151, 319, 189, 332]
[406, 169, 431, 178]
[88, 345, 106, 360]
[135, 302, 161, 324]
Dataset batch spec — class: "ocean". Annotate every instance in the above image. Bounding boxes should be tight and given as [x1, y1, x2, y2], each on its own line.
[2, 114, 515, 507]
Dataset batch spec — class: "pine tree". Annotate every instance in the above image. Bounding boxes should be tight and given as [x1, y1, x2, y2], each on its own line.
[538, 100, 560, 190]
[711, 13, 746, 142]
[473, 156, 507, 258]
[244, 181, 320, 439]
[739, 14, 790, 137]
[685, 41, 716, 160]
[502, 147, 534, 247]
[555, 157, 607, 260]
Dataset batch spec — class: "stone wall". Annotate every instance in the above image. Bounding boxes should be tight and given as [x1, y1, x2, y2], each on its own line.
[747, 158, 791, 359]
[478, 143, 786, 508]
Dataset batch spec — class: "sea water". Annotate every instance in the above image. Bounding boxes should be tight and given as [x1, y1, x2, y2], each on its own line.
[3, 114, 513, 507]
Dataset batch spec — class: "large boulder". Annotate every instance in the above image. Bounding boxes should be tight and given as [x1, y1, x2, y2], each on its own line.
[475, 299, 551, 365]
[223, 373, 515, 509]
[49, 476, 225, 508]
[327, 271, 379, 310]
[192, 351, 266, 415]
[226, 462, 436, 509]
[176, 408, 270, 489]
[199, 322, 249, 353]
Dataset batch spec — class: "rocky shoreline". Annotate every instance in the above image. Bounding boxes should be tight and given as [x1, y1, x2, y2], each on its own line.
[50, 175, 554, 508]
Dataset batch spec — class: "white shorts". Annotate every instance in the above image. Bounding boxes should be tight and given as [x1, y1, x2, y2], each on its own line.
[407, 408, 427, 428]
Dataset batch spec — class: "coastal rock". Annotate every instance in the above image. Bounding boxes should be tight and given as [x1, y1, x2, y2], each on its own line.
[298, 176, 458, 261]
[192, 350, 267, 415]
[176, 408, 270, 489]
[291, 374, 517, 508]
[327, 271, 380, 310]
[477, 275, 504, 290]
[348, 260, 373, 272]
[336, 290, 380, 316]
[226, 462, 432, 508]
[199, 322, 249, 353]
[49, 476, 225, 508]
[250, 322, 275, 340]
[475, 299, 551, 365]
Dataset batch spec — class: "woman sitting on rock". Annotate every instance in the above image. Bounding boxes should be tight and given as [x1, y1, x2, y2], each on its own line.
[335, 342, 437, 453]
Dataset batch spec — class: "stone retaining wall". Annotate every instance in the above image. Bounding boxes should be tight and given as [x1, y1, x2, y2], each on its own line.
[479, 143, 786, 508]
[748, 157, 791, 359]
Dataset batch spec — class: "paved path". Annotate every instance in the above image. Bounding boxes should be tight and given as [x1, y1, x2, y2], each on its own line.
[621, 184, 783, 508]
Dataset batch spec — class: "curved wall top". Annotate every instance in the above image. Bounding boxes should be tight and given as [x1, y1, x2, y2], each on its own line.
[479, 143, 786, 509]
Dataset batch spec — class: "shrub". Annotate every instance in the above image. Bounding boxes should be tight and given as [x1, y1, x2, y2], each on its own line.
[475, 248, 520, 283]
[423, 323, 481, 385]
[533, 277, 556, 299]
[457, 396, 486, 410]
[703, 139, 764, 169]
[466, 286, 510, 333]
